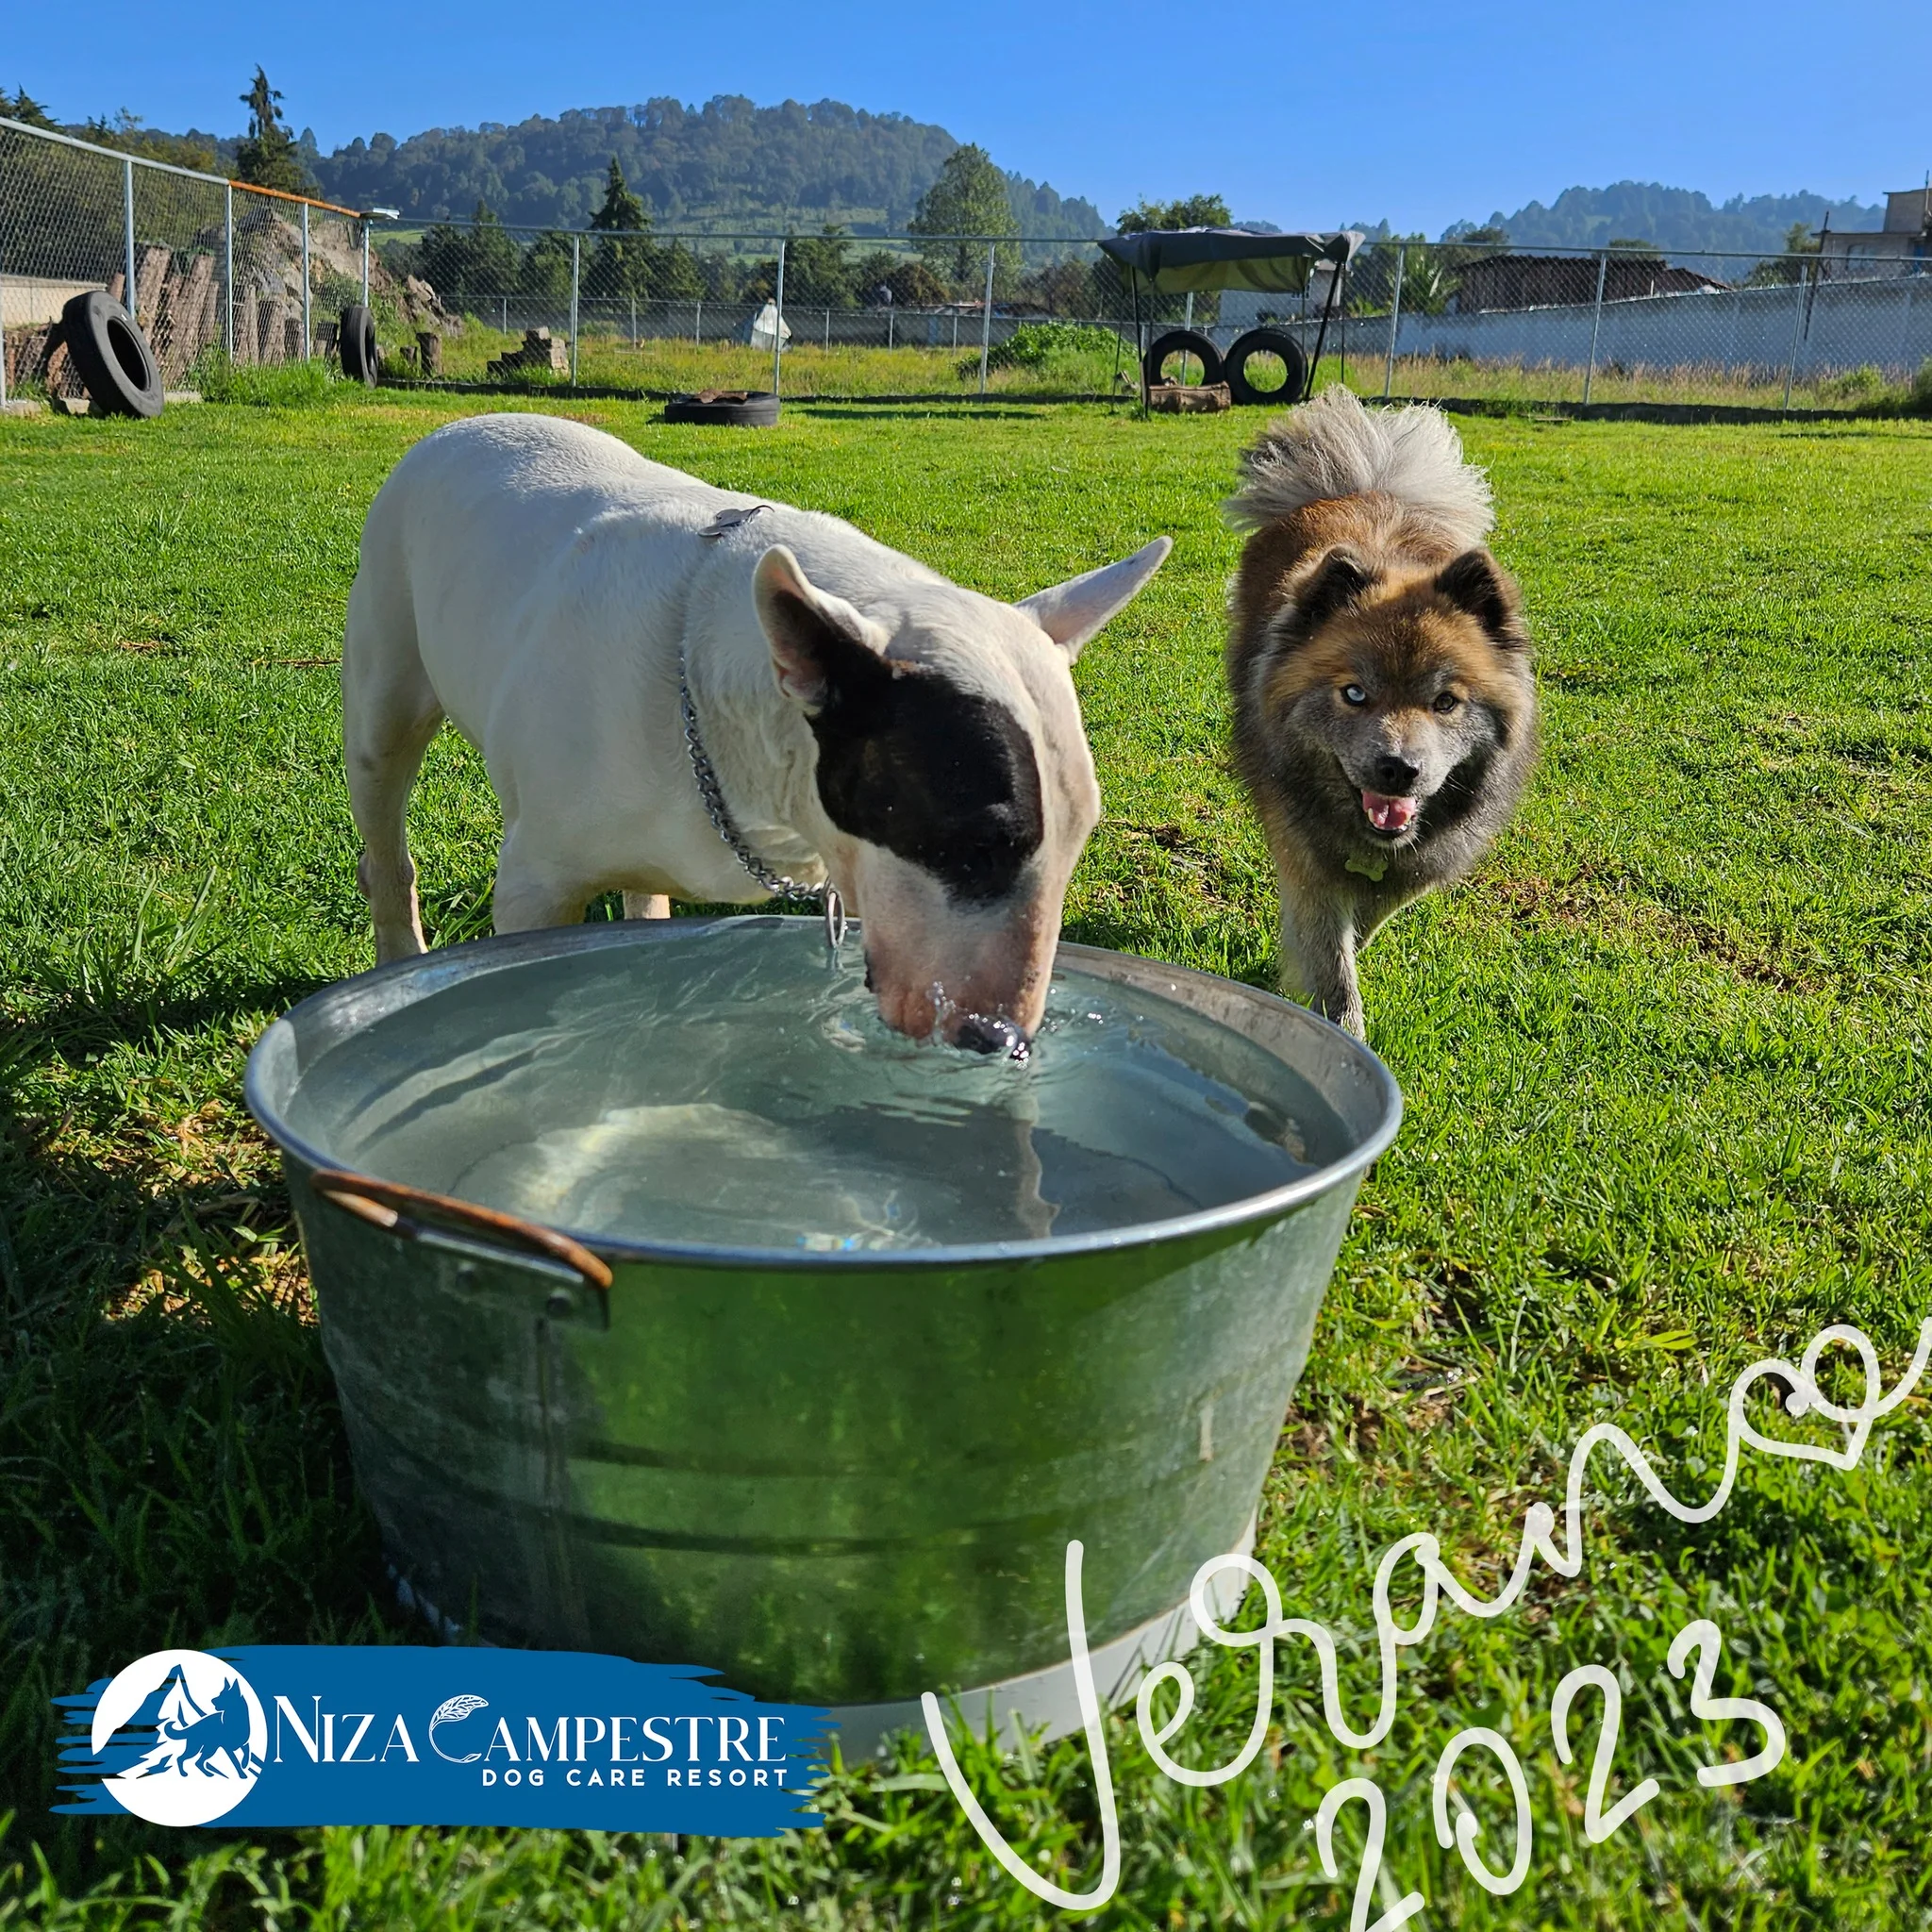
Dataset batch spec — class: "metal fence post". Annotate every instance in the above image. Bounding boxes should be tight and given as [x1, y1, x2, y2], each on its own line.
[123, 156, 136, 321]
[772, 240, 786, 396]
[361, 219, 370, 307]
[1582, 250, 1608, 404]
[1383, 244, 1406, 398]
[223, 182, 234, 358]
[1782, 257, 1811, 408]
[0, 224, 8, 407]
[978, 243, 996, 396]
[694, 297, 701, 345]
[824, 305, 830, 351]
[569, 235, 580, 386]
[300, 201, 311, 359]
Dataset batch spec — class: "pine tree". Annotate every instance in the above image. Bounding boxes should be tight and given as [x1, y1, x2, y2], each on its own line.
[2, 85, 58, 129]
[234, 67, 311, 195]
[586, 157, 658, 299]
[589, 157, 648, 235]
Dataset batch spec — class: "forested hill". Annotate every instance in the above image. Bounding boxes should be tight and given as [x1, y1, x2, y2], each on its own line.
[1441, 181, 1885, 254]
[304, 96, 1108, 238]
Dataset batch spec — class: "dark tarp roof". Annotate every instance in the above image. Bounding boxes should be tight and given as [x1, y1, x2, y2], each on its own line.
[1096, 227, 1365, 295]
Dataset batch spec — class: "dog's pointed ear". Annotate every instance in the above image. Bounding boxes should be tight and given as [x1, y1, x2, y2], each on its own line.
[1434, 549, 1528, 649]
[1016, 536, 1171, 661]
[753, 545, 891, 710]
[1291, 545, 1379, 633]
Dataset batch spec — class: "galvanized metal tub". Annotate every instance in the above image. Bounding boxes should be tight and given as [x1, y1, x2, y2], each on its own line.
[246, 917, 1400, 1752]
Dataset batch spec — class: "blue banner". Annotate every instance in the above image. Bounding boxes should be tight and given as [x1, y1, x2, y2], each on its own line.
[56, 1647, 830, 1833]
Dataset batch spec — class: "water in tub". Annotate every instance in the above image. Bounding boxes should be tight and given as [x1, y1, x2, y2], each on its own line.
[286, 921, 1347, 1251]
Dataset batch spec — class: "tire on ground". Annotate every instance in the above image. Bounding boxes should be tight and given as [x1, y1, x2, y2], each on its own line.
[662, 391, 782, 427]
[59, 292, 163, 418]
[1141, 328, 1224, 391]
[1224, 329, 1308, 407]
[340, 305, 378, 386]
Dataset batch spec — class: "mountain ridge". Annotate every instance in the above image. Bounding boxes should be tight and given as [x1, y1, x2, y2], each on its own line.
[299, 95, 1108, 240]
[1355, 179, 1888, 257]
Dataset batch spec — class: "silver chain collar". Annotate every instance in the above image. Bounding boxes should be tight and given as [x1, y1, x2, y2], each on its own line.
[678, 651, 846, 948]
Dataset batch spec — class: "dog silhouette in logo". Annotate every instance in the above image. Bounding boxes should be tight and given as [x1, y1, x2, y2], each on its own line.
[158, 1675, 258, 1780]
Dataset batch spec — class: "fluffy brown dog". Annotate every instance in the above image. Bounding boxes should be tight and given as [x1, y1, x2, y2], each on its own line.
[1225, 387, 1537, 1036]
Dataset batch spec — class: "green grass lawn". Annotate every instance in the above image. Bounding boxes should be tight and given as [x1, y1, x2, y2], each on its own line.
[2, 391, 1931, 1928]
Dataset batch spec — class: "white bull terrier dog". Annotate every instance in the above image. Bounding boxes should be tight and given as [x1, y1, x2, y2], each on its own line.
[342, 413, 1170, 1055]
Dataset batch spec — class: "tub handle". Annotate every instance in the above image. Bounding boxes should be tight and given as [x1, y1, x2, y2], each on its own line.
[308, 1169, 615, 1291]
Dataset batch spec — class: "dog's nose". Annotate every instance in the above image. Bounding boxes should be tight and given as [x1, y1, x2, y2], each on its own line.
[1373, 755, 1420, 793]
[951, 1013, 1028, 1059]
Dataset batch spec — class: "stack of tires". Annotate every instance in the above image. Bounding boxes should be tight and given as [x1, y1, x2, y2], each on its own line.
[1142, 326, 1307, 408]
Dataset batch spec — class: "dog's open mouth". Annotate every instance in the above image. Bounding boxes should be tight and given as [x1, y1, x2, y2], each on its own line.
[1360, 790, 1421, 837]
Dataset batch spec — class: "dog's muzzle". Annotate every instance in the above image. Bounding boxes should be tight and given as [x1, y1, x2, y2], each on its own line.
[950, 1012, 1030, 1060]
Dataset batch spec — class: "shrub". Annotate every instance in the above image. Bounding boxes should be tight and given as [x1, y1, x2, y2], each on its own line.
[1909, 358, 1932, 418]
[1818, 364, 1890, 404]
[971, 321, 1125, 376]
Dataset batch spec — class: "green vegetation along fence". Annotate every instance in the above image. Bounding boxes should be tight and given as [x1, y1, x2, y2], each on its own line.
[6, 114, 1929, 410]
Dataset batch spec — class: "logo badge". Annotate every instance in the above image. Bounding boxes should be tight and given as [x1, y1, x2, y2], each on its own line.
[88, 1649, 267, 1826]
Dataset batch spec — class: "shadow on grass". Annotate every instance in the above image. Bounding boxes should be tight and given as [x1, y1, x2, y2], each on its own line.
[0, 958, 398, 1878]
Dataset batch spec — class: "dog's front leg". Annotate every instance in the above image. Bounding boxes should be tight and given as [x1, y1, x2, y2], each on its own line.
[492, 829, 598, 937]
[622, 892, 672, 920]
[1276, 887, 1365, 1039]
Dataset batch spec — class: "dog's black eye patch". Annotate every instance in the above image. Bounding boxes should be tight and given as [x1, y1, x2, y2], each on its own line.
[808, 663, 1043, 905]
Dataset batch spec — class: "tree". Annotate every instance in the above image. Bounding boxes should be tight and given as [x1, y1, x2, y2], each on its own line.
[1115, 193, 1231, 234]
[519, 229, 575, 304]
[1020, 259, 1099, 316]
[785, 225, 855, 306]
[420, 201, 520, 313]
[1, 84, 57, 129]
[234, 68, 311, 195]
[909, 145, 1020, 292]
[585, 157, 658, 299]
[83, 108, 217, 174]
[656, 240, 706, 303]
[1746, 220, 1821, 286]
[590, 156, 648, 233]
[851, 252, 949, 308]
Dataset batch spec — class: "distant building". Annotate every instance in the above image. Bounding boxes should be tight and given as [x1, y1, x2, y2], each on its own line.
[1820, 190, 1931, 279]
[1451, 255, 1727, 312]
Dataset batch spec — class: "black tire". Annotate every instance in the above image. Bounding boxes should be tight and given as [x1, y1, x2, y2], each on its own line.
[663, 390, 781, 427]
[1224, 328, 1308, 407]
[1142, 328, 1224, 391]
[340, 305, 377, 386]
[59, 291, 163, 418]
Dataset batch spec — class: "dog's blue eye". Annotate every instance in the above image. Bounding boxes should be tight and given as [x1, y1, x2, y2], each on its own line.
[1341, 683, 1368, 707]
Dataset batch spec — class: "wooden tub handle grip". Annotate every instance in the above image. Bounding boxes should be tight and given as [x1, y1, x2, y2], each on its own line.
[308, 1168, 614, 1291]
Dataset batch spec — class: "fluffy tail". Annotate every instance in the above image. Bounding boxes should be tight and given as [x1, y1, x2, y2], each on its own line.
[1224, 385, 1492, 544]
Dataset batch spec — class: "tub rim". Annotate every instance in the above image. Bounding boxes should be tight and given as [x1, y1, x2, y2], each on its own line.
[245, 915, 1402, 1273]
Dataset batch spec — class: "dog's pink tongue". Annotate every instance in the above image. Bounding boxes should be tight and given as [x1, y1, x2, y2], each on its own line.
[1362, 790, 1420, 833]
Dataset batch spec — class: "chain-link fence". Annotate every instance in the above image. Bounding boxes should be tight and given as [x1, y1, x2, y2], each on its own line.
[7, 115, 1928, 411]
[2, 115, 429, 403]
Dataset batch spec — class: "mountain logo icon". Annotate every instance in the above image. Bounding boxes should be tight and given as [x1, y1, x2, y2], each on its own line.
[90, 1650, 267, 1825]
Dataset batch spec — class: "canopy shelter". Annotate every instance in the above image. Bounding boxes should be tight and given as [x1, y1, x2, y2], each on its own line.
[1096, 227, 1365, 407]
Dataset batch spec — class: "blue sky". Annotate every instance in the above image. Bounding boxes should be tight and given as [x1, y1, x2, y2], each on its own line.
[21, 0, 1931, 233]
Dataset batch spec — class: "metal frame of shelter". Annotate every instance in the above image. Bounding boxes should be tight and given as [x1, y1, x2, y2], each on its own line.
[1097, 227, 1365, 410]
